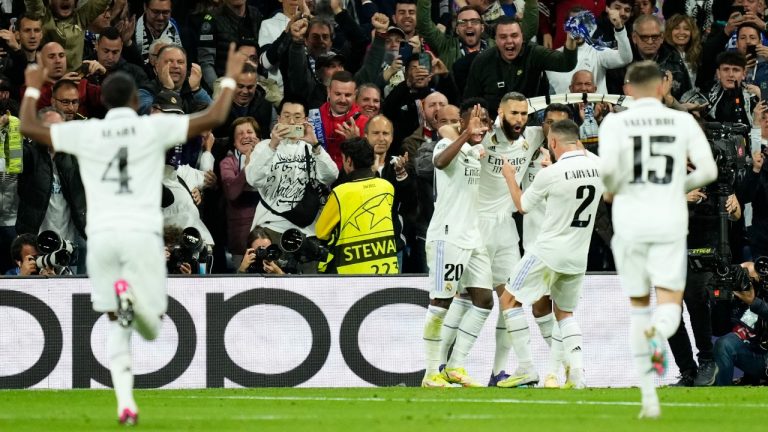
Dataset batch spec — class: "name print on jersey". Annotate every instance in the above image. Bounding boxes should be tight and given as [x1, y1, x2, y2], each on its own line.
[101, 126, 137, 139]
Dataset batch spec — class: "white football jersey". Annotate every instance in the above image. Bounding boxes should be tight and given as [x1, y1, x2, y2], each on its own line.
[50, 108, 190, 237]
[598, 98, 717, 242]
[478, 125, 543, 215]
[521, 150, 604, 274]
[522, 146, 547, 250]
[426, 139, 482, 248]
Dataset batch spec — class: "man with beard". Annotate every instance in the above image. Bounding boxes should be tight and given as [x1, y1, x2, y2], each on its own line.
[436, 93, 546, 387]
[422, 103, 494, 387]
[134, 0, 183, 65]
[464, 16, 578, 114]
[307, 71, 369, 169]
[500, 119, 603, 390]
[25, 0, 111, 72]
[418, 1, 540, 70]
[90, 27, 149, 87]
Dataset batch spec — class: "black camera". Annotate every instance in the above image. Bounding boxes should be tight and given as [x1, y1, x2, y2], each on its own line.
[280, 228, 329, 264]
[702, 122, 748, 193]
[167, 227, 209, 274]
[35, 230, 76, 274]
[246, 244, 283, 273]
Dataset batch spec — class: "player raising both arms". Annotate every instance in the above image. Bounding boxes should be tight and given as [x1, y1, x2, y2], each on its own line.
[500, 119, 603, 389]
[422, 104, 494, 388]
[598, 61, 717, 419]
[19, 44, 248, 425]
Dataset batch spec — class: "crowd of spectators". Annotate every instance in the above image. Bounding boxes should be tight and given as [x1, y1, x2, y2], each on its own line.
[0, 0, 766, 387]
[0, 0, 765, 282]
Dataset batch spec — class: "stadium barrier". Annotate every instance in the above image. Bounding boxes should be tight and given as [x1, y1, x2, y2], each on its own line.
[0, 275, 691, 389]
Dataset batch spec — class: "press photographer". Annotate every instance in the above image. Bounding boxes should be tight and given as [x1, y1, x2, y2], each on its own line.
[237, 226, 285, 275]
[5, 233, 55, 276]
[714, 258, 768, 386]
[670, 122, 745, 386]
[164, 225, 211, 275]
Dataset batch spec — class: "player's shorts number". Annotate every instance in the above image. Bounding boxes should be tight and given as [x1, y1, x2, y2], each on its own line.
[101, 146, 132, 194]
[570, 185, 596, 228]
[630, 135, 676, 185]
[444, 263, 464, 281]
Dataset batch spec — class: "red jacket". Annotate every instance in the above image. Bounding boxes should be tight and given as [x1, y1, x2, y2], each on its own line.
[21, 78, 103, 118]
[308, 102, 369, 169]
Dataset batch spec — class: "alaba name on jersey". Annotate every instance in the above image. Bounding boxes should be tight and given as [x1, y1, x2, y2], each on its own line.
[598, 98, 715, 243]
[426, 138, 483, 249]
[478, 125, 544, 215]
[50, 108, 190, 237]
[521, 150, 604, 274]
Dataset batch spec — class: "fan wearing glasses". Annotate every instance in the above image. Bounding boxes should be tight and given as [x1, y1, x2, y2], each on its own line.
[632, 14, 664, 61]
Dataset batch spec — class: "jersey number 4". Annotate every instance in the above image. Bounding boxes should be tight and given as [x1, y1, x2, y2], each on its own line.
[630, 135, 676, 185]
[101, 147, 132, 194]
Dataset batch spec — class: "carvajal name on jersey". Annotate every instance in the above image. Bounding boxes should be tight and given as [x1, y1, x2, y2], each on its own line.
[564, 168, 600, 180]
[623, 117, 675, 127]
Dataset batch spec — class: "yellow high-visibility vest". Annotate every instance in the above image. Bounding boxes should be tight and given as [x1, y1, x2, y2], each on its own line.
[317, 176, 398, 274]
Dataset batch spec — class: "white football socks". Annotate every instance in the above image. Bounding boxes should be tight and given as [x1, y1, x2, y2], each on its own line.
[630, 305, 658, 406]
[652, 303, 683, 339]
[439, 298, 472, 364]
[503, 307, 533, 369]
[493, 308, 514, 375]
[108, 320, 136, 415]
[535, 313, 555, 347]
[559, 316, 584, 373]
[547, 319, 566, 375]
[447, 306, 491, 369]
[423, 305, 447, 375]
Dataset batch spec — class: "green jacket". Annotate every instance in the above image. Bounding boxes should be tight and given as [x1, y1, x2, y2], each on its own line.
[463, 41, 577, 113]
[26, 0, 111, 72]
[416, 0, 539, 70]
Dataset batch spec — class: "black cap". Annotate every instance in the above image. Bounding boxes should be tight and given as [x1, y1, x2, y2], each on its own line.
[153, 90, 184, 114]
[386, 26, 406, 38]
[316, 51, 346, 69]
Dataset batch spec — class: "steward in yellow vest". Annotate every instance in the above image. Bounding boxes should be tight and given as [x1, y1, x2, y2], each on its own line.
[316, 138, 398, 274]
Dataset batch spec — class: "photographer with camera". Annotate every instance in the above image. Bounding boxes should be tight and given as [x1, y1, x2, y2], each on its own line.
[668, 162, 743, 386]
[714, 259, 768, 385]
[237, 226, 285, 275]
[5, 233, 55, 276]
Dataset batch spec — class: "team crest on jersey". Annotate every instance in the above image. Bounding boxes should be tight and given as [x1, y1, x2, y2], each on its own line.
[445, 282, 453, 290]
[522, 140, 529, 150]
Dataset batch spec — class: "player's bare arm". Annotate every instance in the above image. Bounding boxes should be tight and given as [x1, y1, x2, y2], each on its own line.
[19, 54, 51, 147]
[501, 157, 525, 213]
[187, 43, 248, 138]
[433, 104, 486, 169]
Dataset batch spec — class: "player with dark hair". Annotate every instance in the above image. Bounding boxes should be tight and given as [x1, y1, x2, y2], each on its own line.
[19, 44, 247, 425]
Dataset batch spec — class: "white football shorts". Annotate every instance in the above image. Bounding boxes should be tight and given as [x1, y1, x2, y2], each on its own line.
[505, 254, 584, 312]
[611, 234, 687, 297]
[426, 240, 492, 299]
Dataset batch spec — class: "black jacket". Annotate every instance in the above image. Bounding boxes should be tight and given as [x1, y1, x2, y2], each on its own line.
[16, 141, 87, 238]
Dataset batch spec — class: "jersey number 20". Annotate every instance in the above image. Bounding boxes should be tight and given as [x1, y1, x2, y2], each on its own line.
[101, 147, 132, 194]
[630, 135, 676, 185]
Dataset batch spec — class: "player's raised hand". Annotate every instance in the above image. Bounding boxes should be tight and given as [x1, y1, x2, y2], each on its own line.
[467, 104, 488, 136]
[25, 54, 48, 89]
[224, 43, 248, 80]
[500, 156, 517, 179]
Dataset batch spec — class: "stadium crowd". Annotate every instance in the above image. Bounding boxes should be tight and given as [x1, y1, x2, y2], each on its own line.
[0, 0, 767, 386]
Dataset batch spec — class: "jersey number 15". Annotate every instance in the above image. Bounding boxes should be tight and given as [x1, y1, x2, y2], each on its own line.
[630, 135, 676, 185]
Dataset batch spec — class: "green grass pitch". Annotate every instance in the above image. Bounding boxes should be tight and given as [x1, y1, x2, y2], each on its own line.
[1, 387, 766, 431]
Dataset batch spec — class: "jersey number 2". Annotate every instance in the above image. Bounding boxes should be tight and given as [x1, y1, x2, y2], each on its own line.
[571, 185, 596, 228]
[101, 147, 132, 194]
[630, 135, 676, 185]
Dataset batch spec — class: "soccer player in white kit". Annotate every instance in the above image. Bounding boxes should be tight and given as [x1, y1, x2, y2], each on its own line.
[422, 104, 494, 388]
[19, 45, 247, 425]
[438, 93, 545, 387]
[598, 61, 717, 419]
[500, 119, 604, 389]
